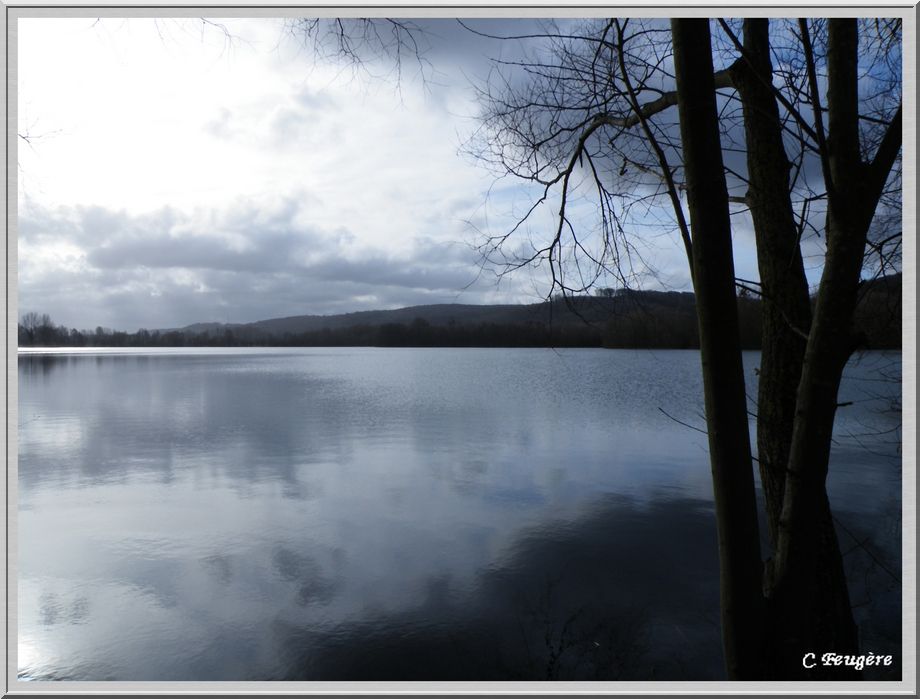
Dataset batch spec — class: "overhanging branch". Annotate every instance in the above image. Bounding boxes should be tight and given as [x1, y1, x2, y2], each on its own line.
[593, 68, 734, 130]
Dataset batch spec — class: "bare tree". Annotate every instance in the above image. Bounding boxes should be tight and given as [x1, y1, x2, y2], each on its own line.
[279, 18, 436, 99]
[766, 18, 901, 678]
[19, 312, 54, 347]
[47, 15, 899, 680]
[466, 16, 902, 679]
[268, 14, 903, 680]
[20, 311, 42, 346]
[671, 18, 765, 678]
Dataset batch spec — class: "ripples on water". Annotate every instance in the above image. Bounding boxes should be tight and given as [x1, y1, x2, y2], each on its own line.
[16, 348, 902, 682]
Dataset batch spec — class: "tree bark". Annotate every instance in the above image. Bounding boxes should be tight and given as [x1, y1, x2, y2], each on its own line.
[728, 18, 812, 552]
[769, 18, 899, 677]
[728, 18, 860, 678]
[671, 18, 765, 680]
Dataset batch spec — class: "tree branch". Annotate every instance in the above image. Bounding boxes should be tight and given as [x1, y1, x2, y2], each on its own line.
[798, 19, 835, 203]
[594, 69, 734, 130]
[861, 104, 902, 230]
[614, 20, 694, 275]
[717, 19, 821, 147]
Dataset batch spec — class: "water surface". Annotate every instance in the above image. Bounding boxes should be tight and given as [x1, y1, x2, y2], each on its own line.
[16, 347, 902, 681]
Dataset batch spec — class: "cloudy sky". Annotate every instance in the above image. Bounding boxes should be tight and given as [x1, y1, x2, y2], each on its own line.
[16, 15, 769, 333]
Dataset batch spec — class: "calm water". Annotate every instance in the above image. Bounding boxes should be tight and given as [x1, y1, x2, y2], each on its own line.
[16, 347, 902, 682]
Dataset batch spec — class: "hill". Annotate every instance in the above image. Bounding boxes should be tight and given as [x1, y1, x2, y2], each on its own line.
[177, 297, 616, 336]
[20, 274, 900, 350]
[176, 291, 695, 335]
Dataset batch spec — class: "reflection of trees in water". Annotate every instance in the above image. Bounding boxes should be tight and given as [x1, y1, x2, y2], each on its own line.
[836, 504, 902, 681]
[522, 582, 649, 680]
[839, 352, 902, 464]
[460, 578, 653, 681]
[274, 487, 901, 681]
[831, 353, 902, 681]
[661, 600, 724, 681]
[274, 571, 728, 681]
[275, 578, 658, 681]
[276, 496, 733, 681]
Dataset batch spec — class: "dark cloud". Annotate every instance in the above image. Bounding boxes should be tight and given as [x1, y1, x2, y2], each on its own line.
[26, 201, 325, 275]
[18, 199, 496, 332]
[20, 17, 857, 334]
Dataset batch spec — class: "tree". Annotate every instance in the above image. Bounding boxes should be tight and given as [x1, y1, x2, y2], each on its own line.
[20, 311, 41, 345]
[467, 17, 902, 679]
[765, 19, 901, 677]
[111, 14, 900, 679]
[280, 18, 433, 90]
[19, 311, 55, 346]
[671, 19, 765, 678]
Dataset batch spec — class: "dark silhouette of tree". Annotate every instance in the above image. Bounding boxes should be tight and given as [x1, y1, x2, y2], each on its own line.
[280, 18, 434, 93]
[19, 17, 902, 680]
[19, 311, 54, 346]
[19, 311, 42, 345]
[671, 20, 765, 677]
[467, 16, 902, 679]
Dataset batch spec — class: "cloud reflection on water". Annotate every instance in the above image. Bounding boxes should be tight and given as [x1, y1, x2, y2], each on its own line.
[16, 348, 901, 682]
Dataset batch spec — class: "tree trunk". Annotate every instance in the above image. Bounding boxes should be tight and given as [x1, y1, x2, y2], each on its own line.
[728, 18, 859, 679]
[769, 19, 885, 677]
[671, 18, 765, 680]
[727, 18, 812, 553]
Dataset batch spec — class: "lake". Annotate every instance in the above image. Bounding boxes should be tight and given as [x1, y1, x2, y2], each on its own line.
[15, 347, 903, 683]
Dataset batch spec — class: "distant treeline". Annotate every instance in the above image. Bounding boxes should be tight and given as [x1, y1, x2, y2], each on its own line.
[18, 275, 901, 351]
[13, 302, 762, 349]
[17, 316, 608, 349]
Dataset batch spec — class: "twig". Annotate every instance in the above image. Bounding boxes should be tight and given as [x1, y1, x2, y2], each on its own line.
[519, 618, 535, 681]
[658, 407, 707, 435]
[833, 515, 901, 584]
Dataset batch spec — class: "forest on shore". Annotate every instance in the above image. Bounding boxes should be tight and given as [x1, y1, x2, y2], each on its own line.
[18, 275, 902, 351]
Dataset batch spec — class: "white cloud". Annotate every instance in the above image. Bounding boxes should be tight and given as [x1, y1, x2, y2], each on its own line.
[18, 16, 770, 332]
[18, 195, 508, 331]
